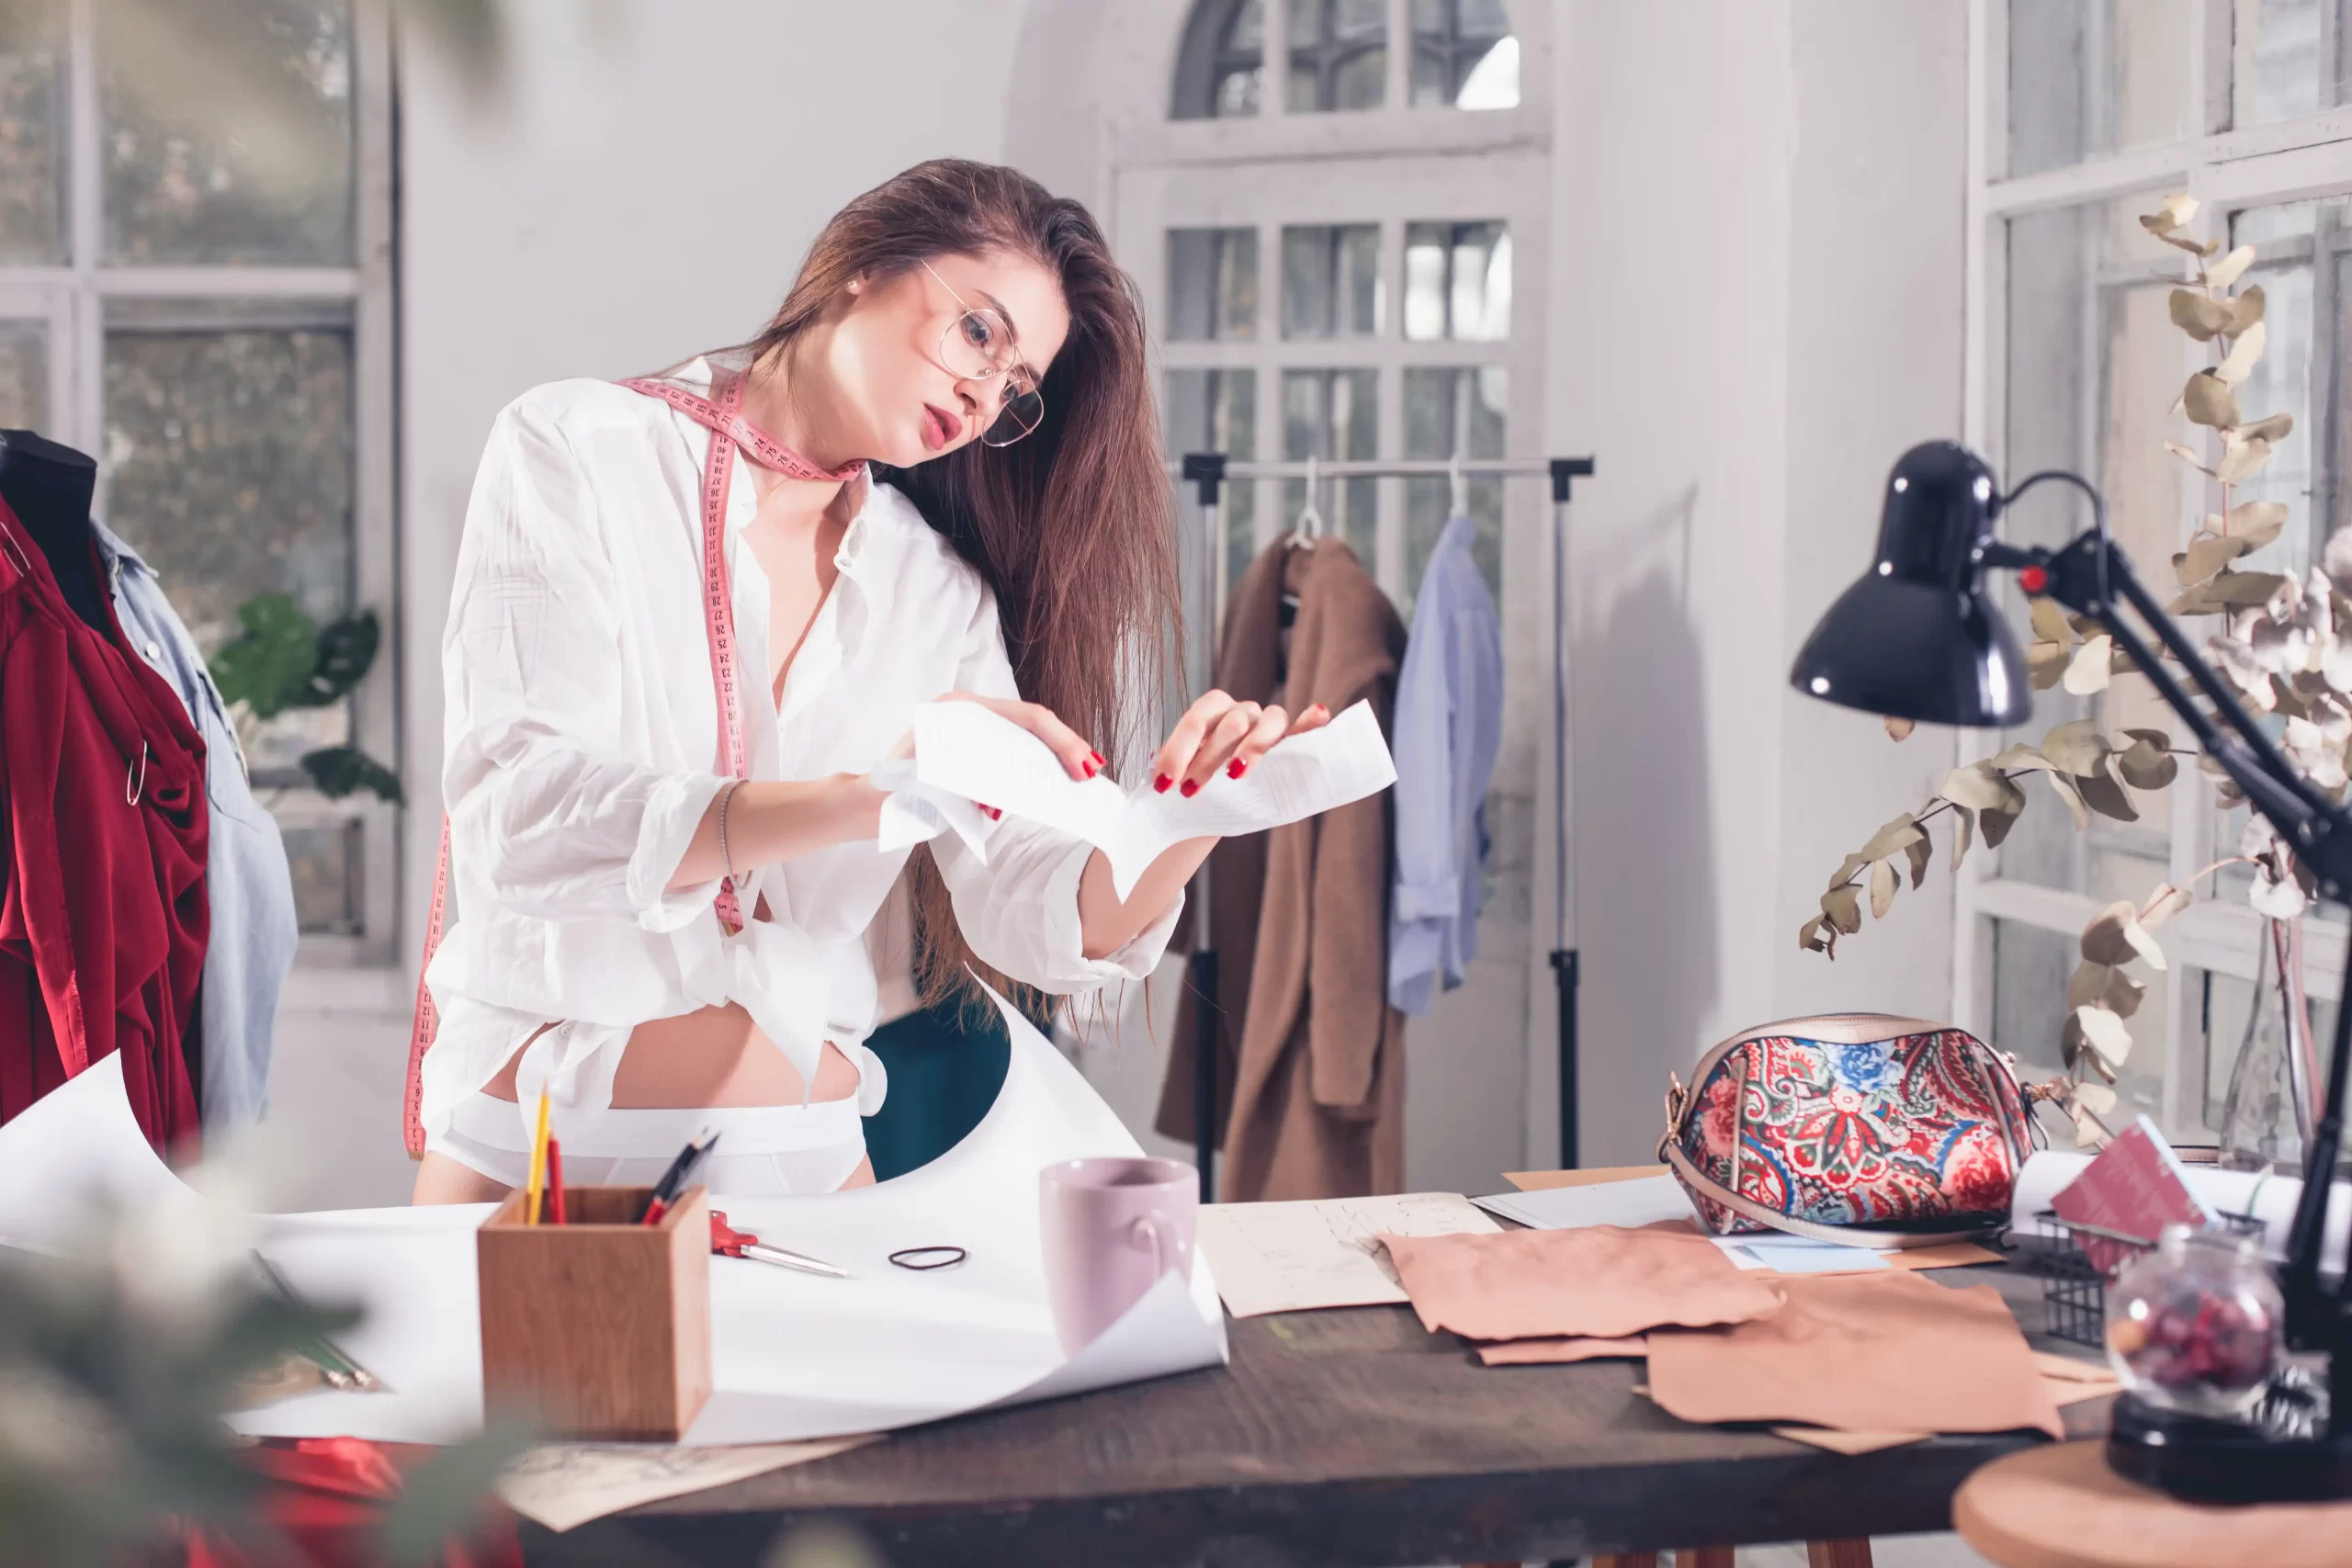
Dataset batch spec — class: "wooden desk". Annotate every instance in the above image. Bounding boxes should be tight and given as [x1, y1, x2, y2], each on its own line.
[523, 1263, 2107, 1567]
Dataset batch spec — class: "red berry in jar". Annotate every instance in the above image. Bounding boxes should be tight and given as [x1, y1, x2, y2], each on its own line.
[2104, 1224, 2284, 1420]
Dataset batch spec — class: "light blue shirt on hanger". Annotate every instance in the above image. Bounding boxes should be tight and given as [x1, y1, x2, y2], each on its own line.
[1388, 513, 1504, 1016]
[96, 521, 299, 1130]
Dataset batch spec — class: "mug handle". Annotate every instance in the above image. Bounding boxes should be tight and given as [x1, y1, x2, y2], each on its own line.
[1129, 1213, 1167, 1276]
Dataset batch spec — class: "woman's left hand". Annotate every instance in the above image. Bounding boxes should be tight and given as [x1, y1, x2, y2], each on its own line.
[1148, 691, 1330, 797]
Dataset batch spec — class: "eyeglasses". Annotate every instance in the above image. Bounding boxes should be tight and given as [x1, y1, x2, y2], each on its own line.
[921, 260, 1046, 448]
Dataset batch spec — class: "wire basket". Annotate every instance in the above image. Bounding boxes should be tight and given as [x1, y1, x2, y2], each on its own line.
[2029, 1209, 2267, 1350]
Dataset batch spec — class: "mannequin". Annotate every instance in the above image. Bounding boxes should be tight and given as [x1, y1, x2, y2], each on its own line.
[0, 430, 107, 633]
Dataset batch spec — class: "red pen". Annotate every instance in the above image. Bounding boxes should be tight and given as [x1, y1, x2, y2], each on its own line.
[546, 1138, 566, 1225]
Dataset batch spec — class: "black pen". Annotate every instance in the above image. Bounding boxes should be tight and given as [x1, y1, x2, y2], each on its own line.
[639, 1129, 720, 1224]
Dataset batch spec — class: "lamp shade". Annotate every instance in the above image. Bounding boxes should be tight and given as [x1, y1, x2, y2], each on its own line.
[1789, 441, 2031, 728]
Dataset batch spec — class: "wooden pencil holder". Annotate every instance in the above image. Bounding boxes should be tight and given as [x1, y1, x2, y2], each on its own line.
[476, 1184, 712, 1440]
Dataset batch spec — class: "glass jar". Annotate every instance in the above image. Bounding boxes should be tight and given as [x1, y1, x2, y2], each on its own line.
[2104, 1224, 2284, 1419]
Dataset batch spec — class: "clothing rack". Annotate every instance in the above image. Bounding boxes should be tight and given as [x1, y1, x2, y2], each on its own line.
[1172, 452, 1594, 1201]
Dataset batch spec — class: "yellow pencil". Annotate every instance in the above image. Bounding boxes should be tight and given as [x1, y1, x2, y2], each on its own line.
[524, 1088, 551, 1225]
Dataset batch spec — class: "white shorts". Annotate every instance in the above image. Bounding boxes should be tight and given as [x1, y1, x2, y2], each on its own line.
[425, 1091, 869, 1196]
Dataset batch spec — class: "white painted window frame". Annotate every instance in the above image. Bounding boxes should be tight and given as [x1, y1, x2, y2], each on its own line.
[0, 0, 400, 967]
[1962, 0, 2352, 1135]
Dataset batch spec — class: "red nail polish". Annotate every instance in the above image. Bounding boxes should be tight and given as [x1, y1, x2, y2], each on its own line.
[1155, 774, 1172, 794]
[1089, 750, 1106, 769]
[1082, 759, 1097, 778]
[1227, 759, 1247, 779]
[1181, 779, 1201, 798]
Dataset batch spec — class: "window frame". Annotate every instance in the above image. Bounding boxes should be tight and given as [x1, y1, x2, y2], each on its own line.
[0, 0, 400, 966]
[1962, 0, 2352, 1135]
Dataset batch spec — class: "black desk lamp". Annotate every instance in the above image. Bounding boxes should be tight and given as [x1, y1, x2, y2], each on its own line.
[1791, 440, 2351, 1503]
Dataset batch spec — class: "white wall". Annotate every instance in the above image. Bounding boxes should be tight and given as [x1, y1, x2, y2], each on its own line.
[1545, 0, 1969, 1168]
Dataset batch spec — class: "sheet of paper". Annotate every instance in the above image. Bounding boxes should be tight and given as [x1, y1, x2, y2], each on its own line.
[908, 698, 1397, 898]
[0, 984, 1227, 1449]
[0, 1053, 204, 1256]
[1472, 1172, 1696, 1232]
[1196, 1192, 1499, 1317]
[2013, 1149, 2350, 1277]
[1503, 1165, 1670, 1192]
[868, 758, 994, 860]
[495, 1437, 878, 1533]
[1716, 1235, 1894, 1274]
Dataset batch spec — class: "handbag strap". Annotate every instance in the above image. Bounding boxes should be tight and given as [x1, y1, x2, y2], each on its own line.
[1657, 1139, 1995, 1250]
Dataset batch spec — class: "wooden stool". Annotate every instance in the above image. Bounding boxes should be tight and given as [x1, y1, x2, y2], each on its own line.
[1953, 1439, 2352, 1568]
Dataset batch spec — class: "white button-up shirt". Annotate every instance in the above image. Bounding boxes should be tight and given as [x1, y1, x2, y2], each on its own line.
[420, 357, 1179, 1145]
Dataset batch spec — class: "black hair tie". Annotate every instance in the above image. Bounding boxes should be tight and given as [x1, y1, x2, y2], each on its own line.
[888, 1245, 967, 1271]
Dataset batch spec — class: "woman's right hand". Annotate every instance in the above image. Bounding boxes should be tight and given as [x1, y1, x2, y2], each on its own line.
[888, 693, 1105, 818]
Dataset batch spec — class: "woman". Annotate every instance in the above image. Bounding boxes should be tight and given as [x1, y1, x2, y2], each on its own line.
[413, 160, 1324, 1201]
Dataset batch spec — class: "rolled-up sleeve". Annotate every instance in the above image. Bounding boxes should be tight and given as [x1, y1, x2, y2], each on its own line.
[924, 586, 1182, 993]
[443, 395, 727, 930]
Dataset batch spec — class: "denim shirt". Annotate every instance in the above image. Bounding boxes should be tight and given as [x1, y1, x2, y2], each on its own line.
[1387, 514, 1504, 1016]
[95, 522, 299, 1129]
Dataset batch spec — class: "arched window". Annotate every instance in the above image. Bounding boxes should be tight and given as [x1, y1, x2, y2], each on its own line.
[1171, 0, 1518, 119]
[1171, 0, 1266, 119]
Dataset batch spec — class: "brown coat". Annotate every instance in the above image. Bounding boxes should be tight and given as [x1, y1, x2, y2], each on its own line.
[1157, 536, 1407, 1201]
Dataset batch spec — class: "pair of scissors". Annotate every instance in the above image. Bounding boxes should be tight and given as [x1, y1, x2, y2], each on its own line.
[708, 1210, 849, 1279]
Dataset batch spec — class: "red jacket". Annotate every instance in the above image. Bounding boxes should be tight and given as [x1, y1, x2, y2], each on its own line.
[0, 496, 208, 1156]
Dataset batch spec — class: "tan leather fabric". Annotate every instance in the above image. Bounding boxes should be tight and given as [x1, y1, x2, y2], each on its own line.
[1378, 1224, 1785, 1342]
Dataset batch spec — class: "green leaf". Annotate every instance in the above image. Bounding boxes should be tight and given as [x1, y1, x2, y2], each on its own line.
[378, 1422, 539, 1568]
[300, 610, 381, 706]
[208, 593, 319, 720]
[300, 747, 404, 803]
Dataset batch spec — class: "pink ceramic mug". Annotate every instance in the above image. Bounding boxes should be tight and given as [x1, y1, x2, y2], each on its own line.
[1039, 1156, 1198, 1354]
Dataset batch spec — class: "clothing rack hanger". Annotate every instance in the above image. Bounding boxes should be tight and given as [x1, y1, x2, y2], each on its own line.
[1172, 450, 1596, 1201]
[1448, 451, 1470, 519]
[1287, 452, 1326, 548]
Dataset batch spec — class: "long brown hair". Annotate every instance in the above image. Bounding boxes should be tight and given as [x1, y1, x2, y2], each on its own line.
[747, 159, 1180, 1009]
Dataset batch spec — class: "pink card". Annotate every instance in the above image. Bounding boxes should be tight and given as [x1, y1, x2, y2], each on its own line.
[2050, 1115, 2208, 1274]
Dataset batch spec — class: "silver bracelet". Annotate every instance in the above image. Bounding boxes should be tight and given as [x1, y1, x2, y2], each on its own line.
[718, 779, 744, 884]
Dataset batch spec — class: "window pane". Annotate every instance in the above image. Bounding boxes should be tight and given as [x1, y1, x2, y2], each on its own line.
[1404, 220, 1510, 341]
[1992, 916, 2175, 1130]
[1289, 0, 1387, 113]
[0, 0, 66, 265]
[0, 320, 46, 429]
[2007, 0, 2196, 178]
[103, 300, 356, 777]
[99, 0, 356, 265]
[1283, 368, 1378, 565]
[2233, 0, 2352, 128]
[1998, 194, 2184, 897]
[1282, 223, 1383, 339]
[1166, 227, 1259, 343]
[1411, 0, 1518, 109]
[1165, 367, 1258, 609]
[282, 819, 361, 935]
[1403, 366, 1505, 604]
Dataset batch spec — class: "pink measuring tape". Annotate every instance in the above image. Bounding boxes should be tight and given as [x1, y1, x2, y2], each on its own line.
[401, 368, 865, 1156]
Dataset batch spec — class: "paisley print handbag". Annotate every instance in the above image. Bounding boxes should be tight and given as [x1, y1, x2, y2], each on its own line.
[1657, 1013, 2041, 1249]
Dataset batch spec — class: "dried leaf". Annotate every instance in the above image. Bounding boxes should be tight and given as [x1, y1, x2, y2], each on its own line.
[2177, 533, 2255, 586]
[2075, 766, 2140, 822]
[1987, 743, 2055, 773]
[2063, 634, 2115, 694]
[2183, 371, 2241, 428]
[2074, 1004, 2134, 1068]
[2324, 526, 2352, 596]
[2065, 961, 2113, 1011]
[2027, 640, 2071, 689]
[2044, 769, 2092, 829]
[1859, 813, 1926, 863]
[2040, 719, 2112, 776]
[2229, 285, 2267, 333]
[2211, 570, 2291, 607]
[1826, 852, 1870, 894]
[2169, 288, 2233, 341]
[2204, 244, 2256, 290]
[2081, 899, 2167, 970]
[2073, 1080, 2120, 1116]
[1883, 715, 1915, 742]
[2169, 579, 2235, 616]
[2103, 966, 2147, 1020]
[1949, 805, 1974, 871]
[2143, 193, 2199, 234]
[2028, 596, 2075, 646]
[1870, 857, 1898, 919]
[2165, 439, 2217, 478]
[2072, 1099, 2113, 1148]
[1821, 883, 1863, 936]
[2215, 318, 2267, 384]
[2226, 500, 2290, 546]
[2215, 437, 2275, 484]
[2139, 883, 2192, 928]
[1939, 761, 2024, 812]
[2236, 412, 2294, 446]
[2115, 736, 2179, 790]
[2251, 866, 2309, 920]
[1798, 914, 1830, 953]
[1979, 803, 2022, 848]
[1904, 831, 1932, 889]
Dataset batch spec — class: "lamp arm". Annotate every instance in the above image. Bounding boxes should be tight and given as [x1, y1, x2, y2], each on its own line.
[1990, 488, 2352, 1386]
